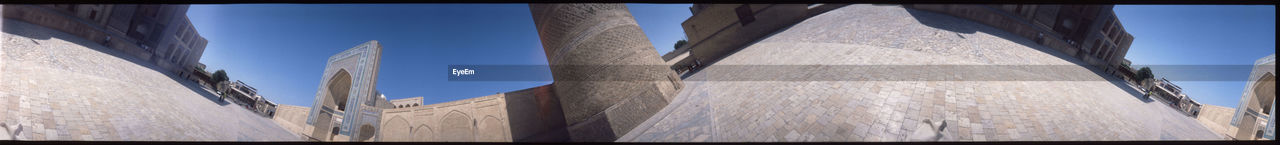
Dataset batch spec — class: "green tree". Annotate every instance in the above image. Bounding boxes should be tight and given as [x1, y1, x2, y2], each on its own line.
[674, 39, 688, 49]
[1135, 66, 1153, 82]
[212, 69, 229, 95]
[211, 69, 231, 100]
[212, 69, 229, 85]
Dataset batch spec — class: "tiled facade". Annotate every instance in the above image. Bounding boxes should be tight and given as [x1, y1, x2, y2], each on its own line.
[1230, 54, 1275, 140]
[304, 40, 387, 142]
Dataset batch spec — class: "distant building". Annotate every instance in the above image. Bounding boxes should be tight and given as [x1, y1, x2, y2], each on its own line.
[1146, 78, 1202, 116]
[257, 97, 278, 117]
[1181, 96, 1203, 117]
[220, 80, 256, 108]
[1230, 54, 1275, 140]
[1150, 78, 1184, 103]
[218, 80, 279, 117]
[389, 97, 422, 108]
[3, 4, 209, 79]
[190, 64, 215, 88]
[233, 80, 260, 96]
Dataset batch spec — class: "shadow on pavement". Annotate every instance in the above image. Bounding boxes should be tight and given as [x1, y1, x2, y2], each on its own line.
[678, 14, 809, 80]
[904, 8, 1152, 103]
[2, 19, 230, 106]
[178, 76, 231, 106]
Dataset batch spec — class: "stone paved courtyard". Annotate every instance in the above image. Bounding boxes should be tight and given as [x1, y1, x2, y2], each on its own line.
[618, 5, 1221, 142]
[1, 19, 298, 141]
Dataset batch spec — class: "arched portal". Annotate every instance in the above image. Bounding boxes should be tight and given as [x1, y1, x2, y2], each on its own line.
[307, 69, 353, 141]
[1251, 73, 1274, 115]
[328, 69, 353, 111]
[305, 40, 384, 142]
[1236, 72, 1276, 139]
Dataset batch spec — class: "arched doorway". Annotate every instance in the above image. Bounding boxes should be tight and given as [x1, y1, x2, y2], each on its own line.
[328, 69, 353, 112]
[310, 69, 354, 141]
[1251, 73, 1274, 116]
[357, 124, 376, 141]
[329, 127, 340, 140]
[1236, 73, 1275, 139]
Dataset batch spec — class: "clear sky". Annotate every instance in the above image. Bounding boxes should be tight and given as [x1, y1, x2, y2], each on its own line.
[1114, 5, 1275, 108]
[188, 4, 693, 106]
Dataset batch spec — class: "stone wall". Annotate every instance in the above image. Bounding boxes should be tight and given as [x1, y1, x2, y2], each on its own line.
[1196, 105, 1238, 139]
[378, 93, 512, 142]
[272, 105, 316, 140]
[500, 85, 570, 142]
[376, 85, 570, 142]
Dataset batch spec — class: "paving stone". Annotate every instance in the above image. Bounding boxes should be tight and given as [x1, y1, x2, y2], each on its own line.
[2, 19, 299, 141]
[619, 4, 1221, 142]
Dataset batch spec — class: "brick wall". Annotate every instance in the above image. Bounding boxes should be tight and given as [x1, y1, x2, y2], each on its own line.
[530, 4, 682, 141]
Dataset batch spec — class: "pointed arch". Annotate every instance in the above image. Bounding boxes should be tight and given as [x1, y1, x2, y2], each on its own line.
[476, 115, 508, 141]
[380, 116, 412, 141]
[326, 69, 353, 111]
[413, 124, 433, 141]
[438, 110, 474, 141]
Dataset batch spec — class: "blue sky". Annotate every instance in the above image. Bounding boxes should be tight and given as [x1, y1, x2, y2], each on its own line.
[189, 5, 1274, 109]
[1114, 5, 1275, 108]
[188, 4, 692, 106]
